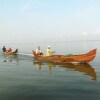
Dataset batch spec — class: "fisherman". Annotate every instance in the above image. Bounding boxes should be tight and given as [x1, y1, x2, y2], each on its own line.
[8, 48, 12, 52]
[35, 46, 43, 55]
[2, 46, 6, 52]
[46, 45, 55, 56]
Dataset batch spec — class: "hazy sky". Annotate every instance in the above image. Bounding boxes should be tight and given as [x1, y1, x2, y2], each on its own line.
[0, 0, 100, 43]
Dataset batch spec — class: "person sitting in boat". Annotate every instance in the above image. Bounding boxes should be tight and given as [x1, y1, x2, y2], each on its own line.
[46, 45, 55, 56]
[35, 46, 43, 55]
[8, 48, 12, 52]
[2, 46, 6, 52]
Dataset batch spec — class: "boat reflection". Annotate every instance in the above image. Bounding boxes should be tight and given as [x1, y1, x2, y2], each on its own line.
[2, 54, 19, 64]
[33, 61, 96, 80]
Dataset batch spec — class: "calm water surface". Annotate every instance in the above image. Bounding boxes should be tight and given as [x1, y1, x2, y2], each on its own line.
[0, 41, 100, 100]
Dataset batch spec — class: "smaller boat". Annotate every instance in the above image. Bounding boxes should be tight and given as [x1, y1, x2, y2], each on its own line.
[32, 49, 96, 63]
[3, 49, 18, 55]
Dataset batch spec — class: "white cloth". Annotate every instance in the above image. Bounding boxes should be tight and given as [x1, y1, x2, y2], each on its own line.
[36, 49, 42, 54]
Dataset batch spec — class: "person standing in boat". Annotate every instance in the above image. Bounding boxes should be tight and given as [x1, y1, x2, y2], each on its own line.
[46, 45, 55, 56]
[2, 46, 7, 62]
[2, 46, 6, 52]
[35, 46, 43, 55]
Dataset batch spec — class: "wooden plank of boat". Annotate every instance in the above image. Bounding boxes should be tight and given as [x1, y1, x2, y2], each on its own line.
[32, 49, 96, 63]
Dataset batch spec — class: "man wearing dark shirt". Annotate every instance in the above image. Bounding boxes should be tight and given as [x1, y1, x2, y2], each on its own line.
[2, 46, 6, 52]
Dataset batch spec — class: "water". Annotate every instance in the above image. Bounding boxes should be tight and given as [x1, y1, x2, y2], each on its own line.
[0, 41, 100, 100]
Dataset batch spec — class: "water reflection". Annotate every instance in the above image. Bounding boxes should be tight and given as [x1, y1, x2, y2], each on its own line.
[2, 54, 19, 64]
[1, 53, 97, 80]
[33, 61, 96, 80]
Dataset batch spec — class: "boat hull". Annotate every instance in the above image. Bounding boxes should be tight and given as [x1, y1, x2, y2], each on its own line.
[32, 49, 96, 63]
[3, 49, 18, 56]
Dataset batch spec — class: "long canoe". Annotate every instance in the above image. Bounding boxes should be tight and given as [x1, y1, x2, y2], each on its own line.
[3, 49, 18, 55]
[32, 49, 96, 63]
[33, 61, 96, 80]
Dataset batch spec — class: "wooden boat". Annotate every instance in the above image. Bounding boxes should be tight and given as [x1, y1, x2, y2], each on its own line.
[33, 61, 96, 80]
[32, 49, 96, 63]
[3, 49, 18, 55]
